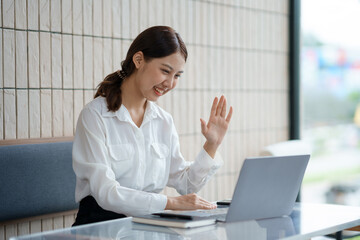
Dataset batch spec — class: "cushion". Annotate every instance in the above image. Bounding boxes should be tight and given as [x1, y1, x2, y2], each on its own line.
[0, 141, 78, 222]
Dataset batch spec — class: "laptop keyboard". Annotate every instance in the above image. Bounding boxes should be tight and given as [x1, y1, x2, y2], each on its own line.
[169, 207, 228, 219]
[197, 208, 228, 221]
[197, 208, 228, 215]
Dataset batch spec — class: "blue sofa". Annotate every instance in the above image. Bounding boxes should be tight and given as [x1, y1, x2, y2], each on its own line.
[0, 141, 78, 222]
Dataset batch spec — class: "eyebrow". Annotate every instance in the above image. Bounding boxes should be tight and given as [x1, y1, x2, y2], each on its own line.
[161, 63, 184, 73]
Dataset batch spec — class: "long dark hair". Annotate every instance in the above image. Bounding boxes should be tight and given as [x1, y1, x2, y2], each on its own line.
[94, 26, 188, 112]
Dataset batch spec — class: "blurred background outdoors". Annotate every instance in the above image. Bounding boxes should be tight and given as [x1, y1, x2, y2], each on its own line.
[301, 0, 360, 207]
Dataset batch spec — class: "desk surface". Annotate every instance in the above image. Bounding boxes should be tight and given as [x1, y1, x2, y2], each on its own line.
[10, 203, 360, 240]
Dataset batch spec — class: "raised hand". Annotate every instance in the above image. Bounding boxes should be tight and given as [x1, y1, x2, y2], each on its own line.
[200, 95, 233, 158]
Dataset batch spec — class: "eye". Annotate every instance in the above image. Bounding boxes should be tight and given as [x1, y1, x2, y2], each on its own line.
[175, 74, 181, 79]
[161, 69, 170, 74]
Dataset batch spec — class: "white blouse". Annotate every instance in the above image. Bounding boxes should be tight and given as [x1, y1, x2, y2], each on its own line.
[72, 96, 223, 216]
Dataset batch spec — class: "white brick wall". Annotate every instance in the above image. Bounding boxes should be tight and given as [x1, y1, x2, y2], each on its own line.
[0, 30, 2, 89]
[112, 39, 122, 71]
[0, 0, 2, 27]
[28, 0, 39, 30]
[51, 0, 62, 32]
[0, 90, 4, 138]
[74, 90, 84, 131]
[73, 0, 83, 34]
[3, 30, 15, 88]
[139, 0, 148, 33]
[28, 32, 40, 88]
[83, 0, 93, 35]
[4, 89, 16, 139]
[93, 0, 102, 36]
[83, 37, 94, 88]
[29, 90, 41, 138]
[112, 0, 121, 38]
[41, 89, 52, 137]
[130, 0, 140, 39]
[15, 0, 26, 29]
[51, 34, 62, 88]
[3, 0, 15, 28]
[63, 90, 74, 136]
[17, 90, 28, 138]
[63, 35, 73, 88]
[53, 90, 63, 136]
[121, 0, 131, 38]
[103, 0, 112, 37]
[40, 32, 51, 88]
[15, 31, 27, 88]
[73, 36, 84, 89]
[39, 0, 50, 31]
[62, 0, 72, 33]
[1, 1, 291, 237]
[103, 38, 112, 78]
[93, 37, 103, 87]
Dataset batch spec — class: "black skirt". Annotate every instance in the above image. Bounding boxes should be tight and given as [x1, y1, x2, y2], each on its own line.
[72, 196, 127, 226]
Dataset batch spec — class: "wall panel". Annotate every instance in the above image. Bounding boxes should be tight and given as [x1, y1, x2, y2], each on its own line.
[16, 90, 28, 139]
[3, 30, 15, 88]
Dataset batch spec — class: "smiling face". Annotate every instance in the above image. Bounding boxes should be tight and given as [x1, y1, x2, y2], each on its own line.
[133, 51, 186, 102]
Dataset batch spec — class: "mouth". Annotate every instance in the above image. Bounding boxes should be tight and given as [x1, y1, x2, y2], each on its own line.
[154, 86, 167, 96]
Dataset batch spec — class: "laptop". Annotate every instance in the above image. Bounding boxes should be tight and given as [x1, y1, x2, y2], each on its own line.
[153, 154, 310, 223]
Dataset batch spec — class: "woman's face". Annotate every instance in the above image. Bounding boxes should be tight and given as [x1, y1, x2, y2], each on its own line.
[134, 51, 185, 102]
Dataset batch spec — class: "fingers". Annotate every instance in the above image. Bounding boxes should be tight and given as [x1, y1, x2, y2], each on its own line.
[215, 95, 225, 116]
[200, 118, 207, 134]
[220, 96, 227, 118]
[210, 97, 218, 117]
[226, 106, 233, 123]
[207, 94, 233, 125]
[197, 201, 216, 209]
[189, 194, 216, 209]
[167, 194, 216, 210]
[214, 95, 231, 119]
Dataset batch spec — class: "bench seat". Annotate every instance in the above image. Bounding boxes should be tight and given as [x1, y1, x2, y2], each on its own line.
[0, 141, 78, 223]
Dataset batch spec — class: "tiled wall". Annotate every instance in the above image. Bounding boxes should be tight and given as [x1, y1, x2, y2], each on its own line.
[0, 0, 289, 238]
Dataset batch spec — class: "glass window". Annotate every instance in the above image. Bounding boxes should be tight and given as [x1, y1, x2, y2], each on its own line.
[301, 0, 360, 206]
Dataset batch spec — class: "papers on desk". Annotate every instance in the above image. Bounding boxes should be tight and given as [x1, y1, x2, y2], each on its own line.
[131, 214, 216, 228]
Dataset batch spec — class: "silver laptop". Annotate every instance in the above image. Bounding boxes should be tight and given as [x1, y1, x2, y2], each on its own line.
[155, 155, 310, 222]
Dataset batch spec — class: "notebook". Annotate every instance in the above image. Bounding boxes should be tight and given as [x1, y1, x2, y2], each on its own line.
[131, 214, 216, 228]
[132, 154, 310, 227]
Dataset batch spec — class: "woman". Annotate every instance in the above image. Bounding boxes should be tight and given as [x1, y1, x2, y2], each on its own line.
[72, 26, 233, 226]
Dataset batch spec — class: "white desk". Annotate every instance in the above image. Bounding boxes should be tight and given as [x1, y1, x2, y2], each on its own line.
[10, 203, 360, 240]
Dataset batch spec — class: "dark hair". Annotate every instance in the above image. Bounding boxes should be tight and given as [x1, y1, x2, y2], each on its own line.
[94, 26, 188, 111]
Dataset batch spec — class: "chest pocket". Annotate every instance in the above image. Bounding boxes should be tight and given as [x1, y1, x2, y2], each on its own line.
[108, 144, 134, 179]
[150, 143, 169, 183]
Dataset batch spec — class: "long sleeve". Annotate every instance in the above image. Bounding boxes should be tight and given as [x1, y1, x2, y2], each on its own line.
[166, 118, 223, 195]
[72, 107, 167, 216]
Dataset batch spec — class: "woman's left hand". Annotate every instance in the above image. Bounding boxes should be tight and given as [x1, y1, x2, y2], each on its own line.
[200, 95, 233, 158]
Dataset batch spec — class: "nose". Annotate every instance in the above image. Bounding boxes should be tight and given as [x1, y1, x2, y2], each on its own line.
[163, 76, 175, 89]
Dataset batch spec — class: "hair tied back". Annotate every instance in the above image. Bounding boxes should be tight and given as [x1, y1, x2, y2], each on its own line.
[117, 70, 127, 79]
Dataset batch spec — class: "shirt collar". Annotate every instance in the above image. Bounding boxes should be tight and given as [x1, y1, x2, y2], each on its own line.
[144, 101, 163, 122]
[101, 99, 163, 123]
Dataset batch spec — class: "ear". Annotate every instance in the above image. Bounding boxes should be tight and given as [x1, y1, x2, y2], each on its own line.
[133, 51, 144, 69]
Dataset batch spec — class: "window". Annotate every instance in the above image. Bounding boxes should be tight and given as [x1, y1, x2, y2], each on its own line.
[301, 0, 360, 206]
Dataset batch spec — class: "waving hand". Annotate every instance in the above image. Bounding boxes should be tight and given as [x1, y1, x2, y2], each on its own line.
[200, 95, 233, 158]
